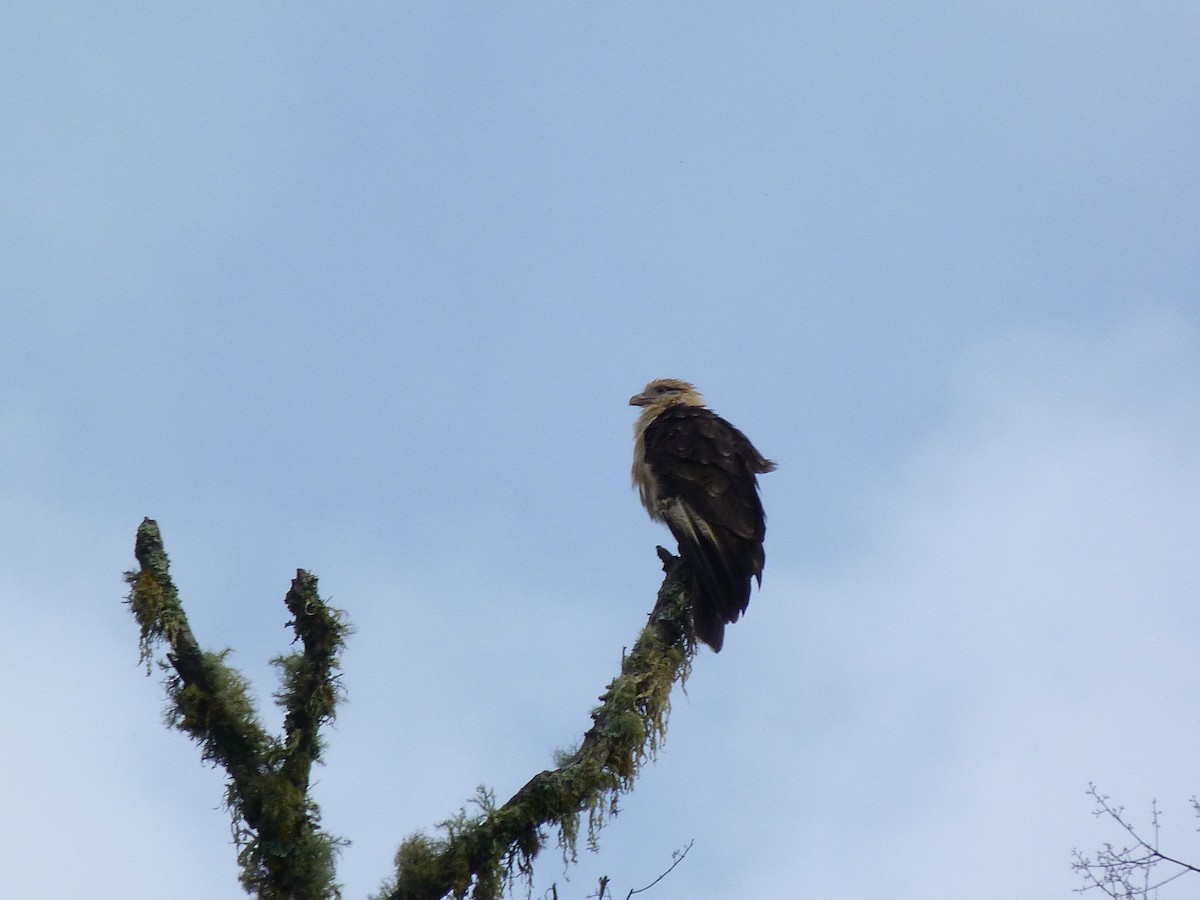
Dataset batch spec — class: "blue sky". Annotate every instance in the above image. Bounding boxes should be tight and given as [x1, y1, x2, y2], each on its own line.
[2, 5, 1199, 898]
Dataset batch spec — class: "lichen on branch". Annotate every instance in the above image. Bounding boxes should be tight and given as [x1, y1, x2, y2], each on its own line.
[124, 518, 348, 900]
[375, 547, 696, 900]
[127, 518, 700, 900]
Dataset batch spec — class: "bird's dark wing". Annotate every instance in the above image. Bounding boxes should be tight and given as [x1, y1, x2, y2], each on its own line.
[642, 405, 775, 650]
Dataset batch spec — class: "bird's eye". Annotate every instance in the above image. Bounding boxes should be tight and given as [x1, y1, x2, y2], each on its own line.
[655, 385, 672, 394]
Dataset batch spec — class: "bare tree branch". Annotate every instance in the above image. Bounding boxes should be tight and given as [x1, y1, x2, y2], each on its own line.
[626, 840, 693, 898]
[1073, 784, 1200, 898]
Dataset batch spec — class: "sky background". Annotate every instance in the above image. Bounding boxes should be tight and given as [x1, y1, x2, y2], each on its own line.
[2, 4, 1199, 899]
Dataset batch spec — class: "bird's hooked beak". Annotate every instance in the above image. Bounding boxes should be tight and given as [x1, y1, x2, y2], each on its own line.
[629, 391, 651, 407]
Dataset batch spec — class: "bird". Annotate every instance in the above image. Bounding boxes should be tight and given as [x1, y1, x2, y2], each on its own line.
[629, 378, 776, 651]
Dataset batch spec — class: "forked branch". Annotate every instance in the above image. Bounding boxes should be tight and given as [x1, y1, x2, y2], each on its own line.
[125, 518, 348, 900]
[127, 519, 698, 900]
[1073, 784, 1200, 898]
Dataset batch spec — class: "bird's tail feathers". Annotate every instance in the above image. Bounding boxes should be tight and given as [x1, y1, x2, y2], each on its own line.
[669, 512, 755, 653]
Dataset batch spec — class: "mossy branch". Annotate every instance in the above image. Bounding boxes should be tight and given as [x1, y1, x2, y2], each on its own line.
[375, 546, 696, 900]
[128, 518, 702, 900]
[125, 518, 348, 900]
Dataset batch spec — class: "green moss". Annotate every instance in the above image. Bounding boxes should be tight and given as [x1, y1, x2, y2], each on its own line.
[380, 554, 696, 900]
[125, 519, 347, 900]
[127, 518, 695, 900]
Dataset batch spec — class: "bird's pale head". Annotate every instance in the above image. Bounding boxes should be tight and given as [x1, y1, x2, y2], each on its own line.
[629, 378, 705, 409]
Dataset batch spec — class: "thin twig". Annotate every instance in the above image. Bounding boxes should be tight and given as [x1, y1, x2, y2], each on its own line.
[627, 840, 694, 898]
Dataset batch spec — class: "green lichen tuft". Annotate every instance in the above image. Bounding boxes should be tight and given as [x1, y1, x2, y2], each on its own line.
[124, 519, 347, 900]
[380, 552, 696, 900]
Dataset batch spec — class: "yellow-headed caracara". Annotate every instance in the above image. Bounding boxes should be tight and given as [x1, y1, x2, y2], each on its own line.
[630, 379, 776, 652]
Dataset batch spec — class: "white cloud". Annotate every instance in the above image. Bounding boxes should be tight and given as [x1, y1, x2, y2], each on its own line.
[729, 312, 1200, 898]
